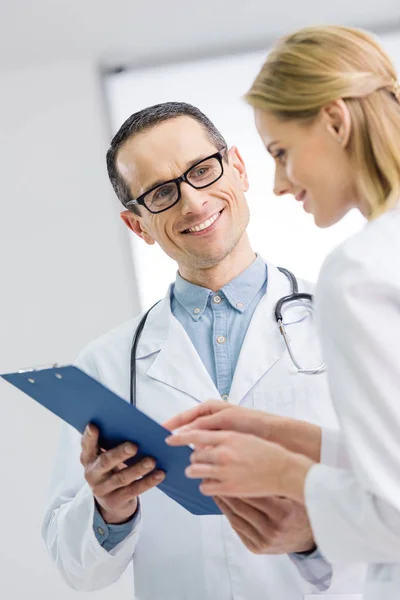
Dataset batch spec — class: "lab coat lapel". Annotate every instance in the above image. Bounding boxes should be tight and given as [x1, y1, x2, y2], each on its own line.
[144, 287, 220, 403]
[228, 264, 291, 405]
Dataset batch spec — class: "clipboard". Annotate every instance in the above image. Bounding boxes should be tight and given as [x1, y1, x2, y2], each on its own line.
[1, 364, 221, 516]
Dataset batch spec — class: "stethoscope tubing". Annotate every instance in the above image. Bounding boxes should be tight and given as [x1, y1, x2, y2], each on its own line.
[129, 267, 324, 407]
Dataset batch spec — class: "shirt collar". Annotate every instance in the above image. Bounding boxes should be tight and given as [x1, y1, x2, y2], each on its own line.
[222, 254, 267, 313]
[173, 254, 267, 321]
[173, 274, 211, 321]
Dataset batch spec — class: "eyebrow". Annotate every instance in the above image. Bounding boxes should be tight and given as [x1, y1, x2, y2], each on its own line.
[144, 154, 211, 193]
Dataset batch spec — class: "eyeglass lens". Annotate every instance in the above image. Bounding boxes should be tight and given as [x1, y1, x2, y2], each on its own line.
[144, 156, 222, 213]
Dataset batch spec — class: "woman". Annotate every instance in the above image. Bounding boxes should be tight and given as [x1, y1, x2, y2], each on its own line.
[166, 26, 400, 599]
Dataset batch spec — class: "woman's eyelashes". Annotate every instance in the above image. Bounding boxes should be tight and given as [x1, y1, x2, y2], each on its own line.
[273, 149, 287, 164]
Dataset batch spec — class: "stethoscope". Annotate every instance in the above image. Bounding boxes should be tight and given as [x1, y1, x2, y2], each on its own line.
[130, 267, 326, 407]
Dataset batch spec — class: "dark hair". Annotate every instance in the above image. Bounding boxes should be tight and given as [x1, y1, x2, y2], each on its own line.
[106, 102, 227, 215]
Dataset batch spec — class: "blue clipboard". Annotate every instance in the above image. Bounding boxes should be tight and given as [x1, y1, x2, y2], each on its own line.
[1, 365, 221, 516]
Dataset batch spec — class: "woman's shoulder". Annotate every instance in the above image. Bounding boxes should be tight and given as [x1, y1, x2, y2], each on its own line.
[317, 207, 400, 305]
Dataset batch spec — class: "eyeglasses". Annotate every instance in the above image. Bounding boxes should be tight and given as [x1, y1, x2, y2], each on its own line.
[126, 149, 226, 214]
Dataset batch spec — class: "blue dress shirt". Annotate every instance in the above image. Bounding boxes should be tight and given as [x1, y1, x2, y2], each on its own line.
[171, 254, 268, 397]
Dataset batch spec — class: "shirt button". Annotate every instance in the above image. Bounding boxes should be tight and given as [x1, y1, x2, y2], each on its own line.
[221, 394, 229, 402]
[97, 527, 105, 536]
[216, 335, 226, 344]
[194, 307, 201, 315]
[236, 302, 244, 309]
[213, 295, 222, 304]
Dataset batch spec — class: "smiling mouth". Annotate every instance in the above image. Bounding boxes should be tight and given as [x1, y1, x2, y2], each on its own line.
[182, 210, 223, 234]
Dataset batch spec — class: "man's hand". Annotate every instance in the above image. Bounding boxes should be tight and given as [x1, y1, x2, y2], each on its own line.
[215, 495, 315, 555]
[81, 424, 165, 524]
[164, 400, 321, 462]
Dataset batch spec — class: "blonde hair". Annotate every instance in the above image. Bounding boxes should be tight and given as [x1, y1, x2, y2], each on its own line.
[246, 26, 400, 219]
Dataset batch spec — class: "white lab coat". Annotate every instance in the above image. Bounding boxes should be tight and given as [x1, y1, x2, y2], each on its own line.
[305, 207, 400, 600]
[42, 262, 365, 600]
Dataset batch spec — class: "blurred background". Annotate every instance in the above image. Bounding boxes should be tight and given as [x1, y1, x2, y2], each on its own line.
[0, 1, 399, 598]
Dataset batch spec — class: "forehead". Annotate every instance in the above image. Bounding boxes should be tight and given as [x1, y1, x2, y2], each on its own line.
[254, 109, 304, 146]
[116, 116, 217, 193]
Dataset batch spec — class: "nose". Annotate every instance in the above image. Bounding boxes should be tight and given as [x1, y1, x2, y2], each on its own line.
[273, 166, 292, 197]
[179, 182, 209, 215]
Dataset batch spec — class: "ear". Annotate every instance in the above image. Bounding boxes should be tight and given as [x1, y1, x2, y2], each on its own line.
[120, 210, 155, 245]
[322, 99, 352, 147]
[227, 146, 249, 192]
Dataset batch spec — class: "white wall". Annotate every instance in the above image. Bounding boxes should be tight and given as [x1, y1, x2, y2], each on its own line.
[0, 60, 138, 599]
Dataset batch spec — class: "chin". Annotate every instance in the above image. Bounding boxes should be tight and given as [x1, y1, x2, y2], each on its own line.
[201, 240, 240, 268]
[189, 247, 230, 269]
[313, 214, 332, 228]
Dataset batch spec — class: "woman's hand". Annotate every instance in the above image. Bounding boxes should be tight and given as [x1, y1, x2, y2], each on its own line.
[166, 428, 314, 501]
[163, 400, 236, 431]
[164, 400, 322, 462]
[164, 400, 289, 443]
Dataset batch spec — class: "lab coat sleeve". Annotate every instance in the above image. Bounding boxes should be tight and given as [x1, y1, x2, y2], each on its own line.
[287, 428, 366, 595]
[320, 427, 351, 469]
[305, 246, 400, 564]
[42, 348, 142, 591]
[306, 464, 400, 563]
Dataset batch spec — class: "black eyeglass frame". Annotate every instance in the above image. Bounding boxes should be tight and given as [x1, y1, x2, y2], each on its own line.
[125, 149, 227, 214]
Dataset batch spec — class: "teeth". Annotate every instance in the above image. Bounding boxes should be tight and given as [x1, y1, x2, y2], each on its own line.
[188, 212, 220, 233]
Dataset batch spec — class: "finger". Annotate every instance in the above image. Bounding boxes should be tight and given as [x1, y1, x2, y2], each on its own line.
[218, 496, 270, 525]
[163, 400, 229, 431]
[185, 463, 221, 480]
[215, 498, 261, 550]
[241, 496, 292, 518]
[229, 524, 263, 554]
[99, 447, 127, 472]
[173, 410, 240, 434]
[98, 469, 166, 509]
[234, 530, 262, 554]
[166, 429, 230, 448]
[86, 442, 138, 485]
[199, 478, 225, 496]
[93, 456, 157, 496]
[112, 461, 128, 472]
[80, 424, 100, 466]
[215, 497, 269, 546]
[121, 469, 166, 498]
[189, 406, 264, 435]
[215, 497, 259, 531]
[190, 446, 220, 465]
[214, 496, 233, 515]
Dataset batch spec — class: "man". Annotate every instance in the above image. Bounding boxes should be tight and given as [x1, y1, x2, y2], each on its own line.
[42, 102, 364, 599]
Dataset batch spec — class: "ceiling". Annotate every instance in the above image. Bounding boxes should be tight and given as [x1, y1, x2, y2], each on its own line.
[1, 0, 400, 71]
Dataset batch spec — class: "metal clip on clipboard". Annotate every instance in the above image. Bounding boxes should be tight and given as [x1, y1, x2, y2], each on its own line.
[17, 363, 65, 383]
